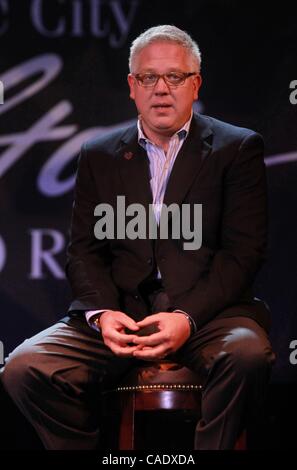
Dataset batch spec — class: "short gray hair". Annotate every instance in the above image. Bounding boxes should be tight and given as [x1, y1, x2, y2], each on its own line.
[129, 25, 201, 73]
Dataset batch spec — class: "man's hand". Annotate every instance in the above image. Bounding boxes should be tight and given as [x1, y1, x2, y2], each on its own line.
[99, 310, 143, 357]
[131, 312, 191, 361]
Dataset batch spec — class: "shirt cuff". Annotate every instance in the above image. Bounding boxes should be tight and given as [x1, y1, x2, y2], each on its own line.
[85, 310, 107, 331]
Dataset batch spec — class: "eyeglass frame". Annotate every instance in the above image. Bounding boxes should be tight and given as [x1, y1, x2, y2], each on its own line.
[132, 71, 198, 88]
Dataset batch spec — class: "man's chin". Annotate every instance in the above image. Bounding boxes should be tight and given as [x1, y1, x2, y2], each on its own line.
[141, 116, 180, 137]
[152, 118, 177, 133]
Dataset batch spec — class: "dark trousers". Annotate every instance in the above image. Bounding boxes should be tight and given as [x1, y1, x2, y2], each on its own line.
[0, 317, 274, 449]
[0, 289, 275, 450]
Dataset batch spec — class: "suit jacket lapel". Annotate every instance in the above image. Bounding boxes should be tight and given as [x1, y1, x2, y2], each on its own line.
[162, 113, 213, 213]
[117, 125, 153, 209]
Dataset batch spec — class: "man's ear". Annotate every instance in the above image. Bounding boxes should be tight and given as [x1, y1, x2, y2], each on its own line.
[127, 74, 135, 100]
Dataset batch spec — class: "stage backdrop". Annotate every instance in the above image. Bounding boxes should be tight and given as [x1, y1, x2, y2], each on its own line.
[1, 0, 297, 382]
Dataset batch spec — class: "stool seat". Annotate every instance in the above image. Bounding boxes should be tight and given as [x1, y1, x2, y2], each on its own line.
[115, 360, 203, 392]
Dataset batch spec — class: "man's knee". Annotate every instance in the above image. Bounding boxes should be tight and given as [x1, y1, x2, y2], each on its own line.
[225, 326, 275, 376]
[1, 342, 90, 404]
[1, 342, 39, 401]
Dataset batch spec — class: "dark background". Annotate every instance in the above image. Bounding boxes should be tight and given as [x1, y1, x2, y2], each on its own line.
[0, 0, 297, 386]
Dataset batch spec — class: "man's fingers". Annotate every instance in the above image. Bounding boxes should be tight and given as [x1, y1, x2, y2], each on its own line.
[103, 311, 140, 331]
[111, 343, 143, 357]
[136, 316, 158, 328]
[132, 332, 164, 346]
[120, 317, 140, 331]
[112, 331, 137, 343]
[132, 345, 169, 359]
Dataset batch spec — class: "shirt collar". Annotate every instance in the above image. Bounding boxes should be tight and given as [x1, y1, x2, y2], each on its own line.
[137, 110, 193, 147]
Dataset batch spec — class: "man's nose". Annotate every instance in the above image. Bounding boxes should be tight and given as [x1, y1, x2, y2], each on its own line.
[154, 76, 170, 94]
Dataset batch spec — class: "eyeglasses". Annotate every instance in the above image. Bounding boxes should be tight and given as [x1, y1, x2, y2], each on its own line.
[133, 71, 197, 88]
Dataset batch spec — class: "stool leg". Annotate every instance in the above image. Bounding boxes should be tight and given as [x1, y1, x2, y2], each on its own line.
[234, 429, 247, 450]
[119, 392, 135, 450]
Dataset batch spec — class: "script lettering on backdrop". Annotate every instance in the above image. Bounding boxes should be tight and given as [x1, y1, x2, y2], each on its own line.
[0, 54, 134, 197]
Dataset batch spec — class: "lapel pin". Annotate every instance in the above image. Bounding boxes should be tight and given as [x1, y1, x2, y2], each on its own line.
[124, 151, 133, 160]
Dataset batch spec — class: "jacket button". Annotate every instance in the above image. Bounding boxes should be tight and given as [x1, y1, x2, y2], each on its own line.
[147, 258, 152, 265]
[134, 294, 139, 300]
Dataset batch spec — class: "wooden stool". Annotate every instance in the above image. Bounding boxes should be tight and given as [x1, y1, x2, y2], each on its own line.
[102, 360, 246, 450]
[102, 360, 202, 449]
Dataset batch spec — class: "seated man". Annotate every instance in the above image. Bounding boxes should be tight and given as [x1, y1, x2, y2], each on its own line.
[0, 25, 275, 450]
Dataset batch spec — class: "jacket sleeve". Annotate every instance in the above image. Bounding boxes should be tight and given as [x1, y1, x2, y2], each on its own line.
[173, 132, 268, 328]
[65, 143, 120, 312]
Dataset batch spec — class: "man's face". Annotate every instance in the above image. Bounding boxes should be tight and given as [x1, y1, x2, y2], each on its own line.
[128, 41, 202, 138]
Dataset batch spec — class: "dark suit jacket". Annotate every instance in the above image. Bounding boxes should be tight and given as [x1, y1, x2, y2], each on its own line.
[64, 113, 271, 332]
